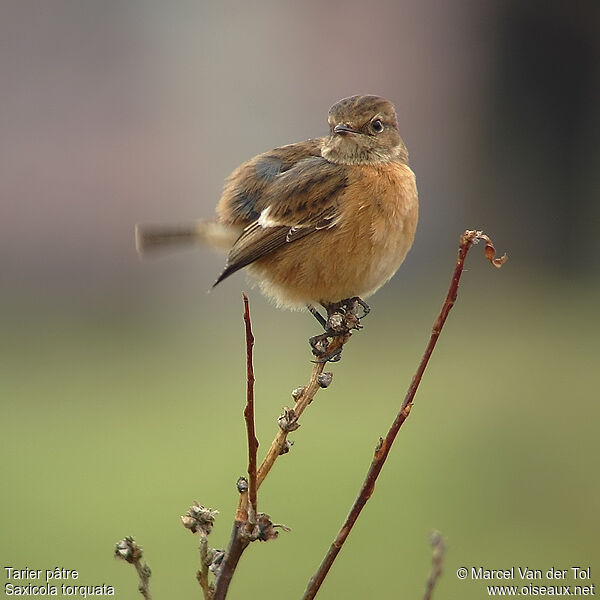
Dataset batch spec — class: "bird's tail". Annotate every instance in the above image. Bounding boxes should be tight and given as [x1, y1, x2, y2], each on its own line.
[135, 220, 238, 257]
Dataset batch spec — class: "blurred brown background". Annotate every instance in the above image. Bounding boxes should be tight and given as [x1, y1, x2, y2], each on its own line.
[1, 1, 598, 599]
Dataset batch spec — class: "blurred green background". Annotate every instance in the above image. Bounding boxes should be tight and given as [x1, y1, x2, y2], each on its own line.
[1, 1, 598, 599]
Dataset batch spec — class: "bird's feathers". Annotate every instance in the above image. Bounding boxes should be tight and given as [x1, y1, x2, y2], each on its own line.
[214, 155, 348, 286]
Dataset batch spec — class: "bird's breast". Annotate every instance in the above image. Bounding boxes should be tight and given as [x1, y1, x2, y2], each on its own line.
[248, 160, 418, 308]
[336, 161, 418, 293]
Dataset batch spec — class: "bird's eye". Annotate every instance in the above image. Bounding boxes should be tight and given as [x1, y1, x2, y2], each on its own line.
[371, 119, 384, 133]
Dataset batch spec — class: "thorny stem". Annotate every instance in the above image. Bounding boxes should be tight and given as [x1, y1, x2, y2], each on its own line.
[302, 230, 506, 599]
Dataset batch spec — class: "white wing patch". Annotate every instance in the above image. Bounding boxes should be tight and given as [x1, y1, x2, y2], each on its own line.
[257, 206, 281, 228]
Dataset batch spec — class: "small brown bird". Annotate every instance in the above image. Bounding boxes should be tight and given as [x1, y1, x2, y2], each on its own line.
[136, 95, 418, 347]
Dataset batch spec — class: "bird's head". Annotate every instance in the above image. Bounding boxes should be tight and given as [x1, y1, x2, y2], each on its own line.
[321, 95, 408, 165]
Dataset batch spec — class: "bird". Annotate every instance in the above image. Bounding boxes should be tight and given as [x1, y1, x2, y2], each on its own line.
[136, 95, 418, 358]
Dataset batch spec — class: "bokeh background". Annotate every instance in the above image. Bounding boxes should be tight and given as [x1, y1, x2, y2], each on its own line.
[1, 1, 598, 598]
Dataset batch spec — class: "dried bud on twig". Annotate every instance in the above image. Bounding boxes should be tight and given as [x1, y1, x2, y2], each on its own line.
[181, 501, 219, 535]
[278, 407, 300, 432]
[236, 477, 249, 493]
[256, 513, 291, 542]
[209, 549, 226, 574]
[114, 536, 143, 564]
[292, 386, 305, 400]
[279, 440, 294, 455]
[317, 372, 333, 388]
[327, 312, 346, 333]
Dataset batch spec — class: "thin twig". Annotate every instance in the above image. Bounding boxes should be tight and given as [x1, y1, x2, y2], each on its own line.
[133, 561, 152, 600]
[181, 501, 218, 597]
[115, 537, 152, 600]
[423, 531, 446, 600]
[213, 295, 260, 600]
[257, 354, 336, 485]
[197, 535, 212, 600]
[302, 230, 506, 599]
[242, 293, 258, 530]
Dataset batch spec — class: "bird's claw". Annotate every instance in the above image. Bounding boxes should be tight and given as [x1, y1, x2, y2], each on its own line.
[309, 332, 344, 363]
[307, 296, 370, 363]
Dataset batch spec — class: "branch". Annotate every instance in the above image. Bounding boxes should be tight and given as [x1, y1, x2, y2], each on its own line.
[212, 294, 259, 600]
[256, 355, 335, 486]
[212, 521, 249, 600]
[209, 294, 260, 598]
[197, 536, 212, 599]
[423, 531, 446, 600]
[115, 537, 152, 600]
[302, 230, 506, 599]
[213, 298, 357, 600]
[181, 502, 219, 598]
[242, 293, 258, 530]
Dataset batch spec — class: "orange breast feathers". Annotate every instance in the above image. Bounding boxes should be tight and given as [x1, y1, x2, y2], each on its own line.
[241, 160, 418, 309]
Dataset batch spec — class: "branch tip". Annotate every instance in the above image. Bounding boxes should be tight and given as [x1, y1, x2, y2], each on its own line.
[461, 230, 507, 268]
[115, 537, 152, 600]
[182, 502, 219, 535]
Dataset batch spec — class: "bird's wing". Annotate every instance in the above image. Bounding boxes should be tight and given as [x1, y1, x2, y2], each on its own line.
[213, 156, 348, 286]
[217, 138, 325, 224]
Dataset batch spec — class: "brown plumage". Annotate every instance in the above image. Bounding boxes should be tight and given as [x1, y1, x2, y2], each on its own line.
[136, 95, 418, 310]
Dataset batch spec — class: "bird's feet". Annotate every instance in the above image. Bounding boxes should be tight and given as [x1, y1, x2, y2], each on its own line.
[308, 297, 370, 363]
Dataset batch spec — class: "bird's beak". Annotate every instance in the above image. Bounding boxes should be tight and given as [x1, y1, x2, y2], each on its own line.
[333, 123, 358, 136]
